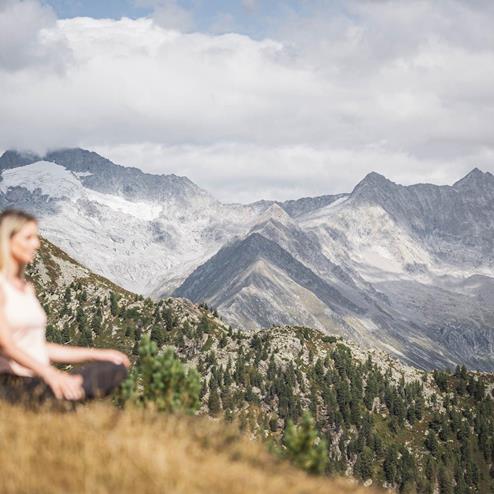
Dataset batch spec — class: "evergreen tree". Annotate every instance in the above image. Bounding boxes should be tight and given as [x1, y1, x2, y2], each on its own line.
[425, 431, 440, 456]
[150, 325, 165, 347]
[110, 291, 119, 317]
[208, 378, 221, 416]
[354, 446, 373, 480]
[384, 445, 399, 485]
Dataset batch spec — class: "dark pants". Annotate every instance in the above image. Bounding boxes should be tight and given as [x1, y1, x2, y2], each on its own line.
[0, 361, 128, 409]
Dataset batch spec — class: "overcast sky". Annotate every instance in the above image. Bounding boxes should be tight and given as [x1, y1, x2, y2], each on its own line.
[0, 0, 493, 203]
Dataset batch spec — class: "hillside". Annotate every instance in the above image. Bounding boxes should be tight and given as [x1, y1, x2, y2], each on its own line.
[24, 239, 494, 494]
[0, 402, 377, 494]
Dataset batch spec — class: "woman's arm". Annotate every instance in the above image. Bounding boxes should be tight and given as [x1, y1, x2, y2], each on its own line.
[46, 343, 130, 367]
[45, 343, 97, 364]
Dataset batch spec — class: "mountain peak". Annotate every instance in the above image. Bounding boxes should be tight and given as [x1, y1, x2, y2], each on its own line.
[253, 203, 296, 230]
[0, 147, 116, 174]
[350, 171, 397, 202]
[354, 171, 394, 189]
[0, 150, 41, 170]
[359, 171, 393, 185]
[0, 147, 214, 203]
[453, 167, 494, 189]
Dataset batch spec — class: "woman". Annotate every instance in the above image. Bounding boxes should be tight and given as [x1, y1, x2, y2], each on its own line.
[0, 209, 130, 406]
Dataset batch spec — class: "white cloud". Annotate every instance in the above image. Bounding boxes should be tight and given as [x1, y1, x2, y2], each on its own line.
[93, 142, 479, 203]
[0, 0, 493, 202]
[0, 0, 70, 72]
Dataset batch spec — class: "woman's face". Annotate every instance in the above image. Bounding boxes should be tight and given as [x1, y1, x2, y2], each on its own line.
[10, 221, 40, 265]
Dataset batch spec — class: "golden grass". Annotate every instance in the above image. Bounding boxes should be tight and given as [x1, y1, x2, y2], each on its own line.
[0, 401, 383, 494]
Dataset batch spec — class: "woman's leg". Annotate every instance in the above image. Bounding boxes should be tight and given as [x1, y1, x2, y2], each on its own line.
[0, 362, 128, 406]
[70, 361, 128, 400]
[0, 373, 56, 407]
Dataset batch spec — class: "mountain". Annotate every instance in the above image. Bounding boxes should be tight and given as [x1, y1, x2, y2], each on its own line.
[0, 149, 265, 294]
[176, 172, 494, 370]
[2, 148, 494, 370]
[27, 238, 494, 494]
[0, 149, 205, 202]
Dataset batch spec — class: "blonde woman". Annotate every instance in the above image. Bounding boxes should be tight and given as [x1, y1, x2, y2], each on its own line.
[0, 209, 130, 405]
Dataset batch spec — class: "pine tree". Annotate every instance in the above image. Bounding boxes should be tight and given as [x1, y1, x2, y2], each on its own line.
[398, 447, 416, 493]
[425, 431, 440, 456]
[220, 385, 232, 411]
[354, 446, 373, 480]
[438, 466, 453, 494]
[150, 325, 165, 347]
[384, 445, 399, 485]
[208, 378, 221, 416]
[110, 291, 119, 317]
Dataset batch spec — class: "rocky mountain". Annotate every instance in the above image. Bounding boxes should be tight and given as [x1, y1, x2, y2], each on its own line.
[27, 238, 494, 494]
[0, 149, 264, 295]
[2, 148, 494, 370]
[176, 171, 494, 371]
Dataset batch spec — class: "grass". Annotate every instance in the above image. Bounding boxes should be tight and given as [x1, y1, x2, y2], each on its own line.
[0, 401, 383, 494]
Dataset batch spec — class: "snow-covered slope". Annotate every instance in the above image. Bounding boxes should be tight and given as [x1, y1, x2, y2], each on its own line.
[0, 151, 263, 294]
[1, 149, 493, 370]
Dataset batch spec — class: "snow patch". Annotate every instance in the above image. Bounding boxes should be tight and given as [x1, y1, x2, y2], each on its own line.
[86, 189, 162, 221]
[0, 161, 162, 222]
[0, 161, 83, 200]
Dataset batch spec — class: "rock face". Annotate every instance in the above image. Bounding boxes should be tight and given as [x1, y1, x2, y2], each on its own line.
[1, 148, 494, 370]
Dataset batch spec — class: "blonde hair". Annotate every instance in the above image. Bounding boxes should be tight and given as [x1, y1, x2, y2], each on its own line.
[0, 209, 38, 278]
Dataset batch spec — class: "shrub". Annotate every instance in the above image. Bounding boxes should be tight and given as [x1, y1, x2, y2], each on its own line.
[120, 335, 201, 414]
[282, 412, 328, 475]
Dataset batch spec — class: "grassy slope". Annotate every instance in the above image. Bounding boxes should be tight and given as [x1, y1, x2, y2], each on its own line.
[0, 401, 379, 494]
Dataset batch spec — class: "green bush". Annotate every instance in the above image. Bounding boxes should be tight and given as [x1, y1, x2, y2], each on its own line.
[121, 335, 201, 414]
[282, 412, 328, 475]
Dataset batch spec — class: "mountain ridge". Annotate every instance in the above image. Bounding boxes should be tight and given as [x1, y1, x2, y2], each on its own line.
[1, 147, 493, 370]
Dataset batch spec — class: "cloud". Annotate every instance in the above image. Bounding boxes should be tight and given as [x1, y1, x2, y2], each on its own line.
[93, 141, 485, 203]
[0, 0, 71, 72]
[0, 0, 493, 201]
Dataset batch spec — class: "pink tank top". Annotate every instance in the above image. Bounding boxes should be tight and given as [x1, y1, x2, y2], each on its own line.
[0, 274, 49, 377]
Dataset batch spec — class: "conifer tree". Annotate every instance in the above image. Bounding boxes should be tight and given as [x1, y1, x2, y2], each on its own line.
[208, 378, 221, 416]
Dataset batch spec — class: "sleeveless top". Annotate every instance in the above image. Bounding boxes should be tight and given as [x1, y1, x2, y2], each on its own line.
[0, 274, 49, 377]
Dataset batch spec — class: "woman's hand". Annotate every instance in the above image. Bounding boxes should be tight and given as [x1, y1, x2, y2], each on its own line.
[92, 349, 130, 368]
[41, 367, 85, 401]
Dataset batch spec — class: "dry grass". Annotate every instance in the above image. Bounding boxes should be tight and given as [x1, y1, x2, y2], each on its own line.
[0, 401, 383, 494]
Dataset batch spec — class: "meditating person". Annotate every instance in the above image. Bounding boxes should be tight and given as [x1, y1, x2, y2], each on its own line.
[0, 209, 130, 406]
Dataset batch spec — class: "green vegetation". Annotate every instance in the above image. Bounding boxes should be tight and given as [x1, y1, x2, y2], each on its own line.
[282, 412, 328, 475]
[26, 239, 494, 493]
[120, 335, 201, 414]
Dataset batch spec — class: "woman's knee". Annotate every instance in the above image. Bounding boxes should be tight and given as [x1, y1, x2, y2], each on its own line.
[110, 362, 128, 385]
[97, 361, 128, 379]
[82, 361, 128, 399]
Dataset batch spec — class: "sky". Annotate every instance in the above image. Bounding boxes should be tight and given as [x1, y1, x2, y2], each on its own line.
[0, 0, 493, 203]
